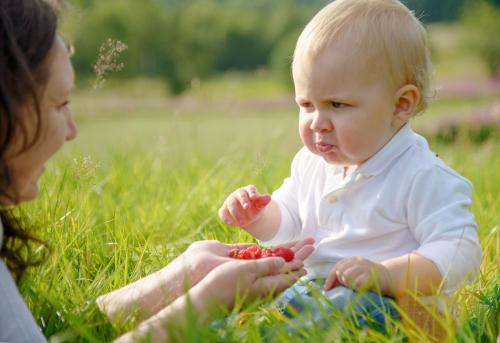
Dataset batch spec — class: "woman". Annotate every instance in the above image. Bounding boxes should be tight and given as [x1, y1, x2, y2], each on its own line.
[0, 1, 314, 342]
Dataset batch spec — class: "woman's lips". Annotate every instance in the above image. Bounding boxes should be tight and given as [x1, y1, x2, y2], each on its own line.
[315, 142, 335, 153]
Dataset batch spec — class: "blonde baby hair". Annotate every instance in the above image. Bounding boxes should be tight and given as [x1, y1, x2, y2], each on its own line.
[293, 0, 434, 114]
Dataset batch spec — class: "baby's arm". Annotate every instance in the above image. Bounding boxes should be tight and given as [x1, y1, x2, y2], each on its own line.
[323, 254, 442, 297]
[381, 254, 442, 297]
[218, 185, 281, 241]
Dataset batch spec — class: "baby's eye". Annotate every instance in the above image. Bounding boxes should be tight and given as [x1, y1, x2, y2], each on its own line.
[299, 102, 314, 110]
[331, 101, 346, 109]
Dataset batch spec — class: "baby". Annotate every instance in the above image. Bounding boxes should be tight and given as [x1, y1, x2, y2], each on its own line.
[219, 0, 481, 330]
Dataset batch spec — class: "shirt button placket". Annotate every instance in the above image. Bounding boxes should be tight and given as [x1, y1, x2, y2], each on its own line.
[328, 194, 338, 203]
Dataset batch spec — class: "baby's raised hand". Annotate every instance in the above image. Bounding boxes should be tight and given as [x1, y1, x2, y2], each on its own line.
[324, 256, 394, 296]
[218, 185, 271, 228]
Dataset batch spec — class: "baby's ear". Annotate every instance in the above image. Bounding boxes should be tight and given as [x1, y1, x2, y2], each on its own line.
[391, 84, 421, 127]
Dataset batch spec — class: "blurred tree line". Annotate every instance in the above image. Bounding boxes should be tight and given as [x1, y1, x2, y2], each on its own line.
[461, 0, 500, 77]
[66, 0, 500, 94]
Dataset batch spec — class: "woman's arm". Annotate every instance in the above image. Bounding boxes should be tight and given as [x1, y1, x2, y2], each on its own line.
[96, 240, 254, 323]
[113, 257, 306, 343]
[96, 252, 192, 324]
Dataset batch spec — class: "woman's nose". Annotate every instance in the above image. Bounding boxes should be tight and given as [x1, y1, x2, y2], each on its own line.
[66, 113, 78, 141]
[309, 111, 333, 132]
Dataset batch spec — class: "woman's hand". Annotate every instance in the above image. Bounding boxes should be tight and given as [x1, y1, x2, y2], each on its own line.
[193, 257, 306, 311]
[97, 238, 314, 326]
[180, 237, 315, 288]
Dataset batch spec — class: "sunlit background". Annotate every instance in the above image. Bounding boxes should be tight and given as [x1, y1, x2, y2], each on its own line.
[18, 1, 500, 341]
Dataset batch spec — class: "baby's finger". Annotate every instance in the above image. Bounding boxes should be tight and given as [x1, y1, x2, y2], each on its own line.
[324, 268, 339, 290]
[227, 196, 249, 225]
[221, 207, 237, 226]
[338, 265, 359, 287]
[218, 205, 232, 223]
[245, 185, 259, 200]
[218, 206, 225, 221]
[332, 258, 352, 274]
[235, 188, 253, 210]
[353, 273, 370, 290]
[337, 266, 357, 288]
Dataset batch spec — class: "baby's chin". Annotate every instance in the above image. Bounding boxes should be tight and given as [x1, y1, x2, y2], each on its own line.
[309, 147, 347, 166]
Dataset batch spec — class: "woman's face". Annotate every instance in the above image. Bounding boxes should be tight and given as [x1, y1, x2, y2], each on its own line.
[1, 38, 77, 205]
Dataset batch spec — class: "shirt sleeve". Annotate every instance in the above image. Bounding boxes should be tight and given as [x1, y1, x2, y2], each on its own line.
[259, 149, 304, 246]
[407, 165, 482, 295]
[0, 260, 47, 343]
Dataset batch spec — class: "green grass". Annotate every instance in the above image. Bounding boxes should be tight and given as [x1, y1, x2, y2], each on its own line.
[15, 102, 499, 342]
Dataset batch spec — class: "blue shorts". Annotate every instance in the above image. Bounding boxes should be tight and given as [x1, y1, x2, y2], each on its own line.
[270, 278, 400, 334]
[210, 278, 400, 338]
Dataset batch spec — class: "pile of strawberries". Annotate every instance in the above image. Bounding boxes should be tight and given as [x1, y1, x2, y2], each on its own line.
[229, 245, 294, 262]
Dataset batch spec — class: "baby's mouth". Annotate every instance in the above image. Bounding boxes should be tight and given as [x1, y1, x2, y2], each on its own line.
[316, 142, 335, 153]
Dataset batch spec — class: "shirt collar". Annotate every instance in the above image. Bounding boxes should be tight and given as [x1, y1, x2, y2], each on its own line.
[355, 122, 417, 178]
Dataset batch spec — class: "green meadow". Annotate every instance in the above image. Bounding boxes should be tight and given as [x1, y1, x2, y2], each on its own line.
[17, 23, 499, 342]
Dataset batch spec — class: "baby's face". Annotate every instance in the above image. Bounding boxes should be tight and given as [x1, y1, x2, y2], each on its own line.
[293, 46, 399, 167]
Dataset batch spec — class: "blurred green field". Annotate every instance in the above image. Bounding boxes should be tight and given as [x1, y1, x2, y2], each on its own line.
[16, 22, 500, 342]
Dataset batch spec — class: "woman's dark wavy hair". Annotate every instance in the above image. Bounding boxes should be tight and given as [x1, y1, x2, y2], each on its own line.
[0, 0, 58, 281]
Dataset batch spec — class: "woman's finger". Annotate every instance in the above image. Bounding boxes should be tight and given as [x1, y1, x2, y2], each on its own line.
[294, 244, 315, 261]
[250, 269, 306, 298]
[280, 237, 315, 252]
[280, 259, 304, 273]
[226, 242, 259, 250]
[245, 257, 285, 277]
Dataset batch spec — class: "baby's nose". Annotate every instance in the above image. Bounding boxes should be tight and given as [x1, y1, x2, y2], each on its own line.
[310, 112, 333, 132]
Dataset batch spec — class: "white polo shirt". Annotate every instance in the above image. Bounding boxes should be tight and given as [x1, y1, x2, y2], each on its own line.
[262, 123, 482, 295]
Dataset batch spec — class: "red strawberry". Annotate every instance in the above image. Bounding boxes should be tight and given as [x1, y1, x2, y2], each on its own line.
[238, 250, 253, 260]
[261, 248, 274, 258]
[253, 195, 271, 209]
[272, 247, 294, 262]
[254, 249, 262, 259]
[246, 245, 260, 253]
[229, 249, 239, 258]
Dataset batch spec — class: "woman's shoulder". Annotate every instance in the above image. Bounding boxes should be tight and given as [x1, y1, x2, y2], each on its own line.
[0, 259, 47, 342]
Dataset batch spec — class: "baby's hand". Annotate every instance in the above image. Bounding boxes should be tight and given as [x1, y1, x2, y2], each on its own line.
[218, 185, 271, 228]
[324, 257, 394, 296]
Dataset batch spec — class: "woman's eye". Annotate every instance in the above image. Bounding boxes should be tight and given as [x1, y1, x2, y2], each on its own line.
[59, 101, 70, 109]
